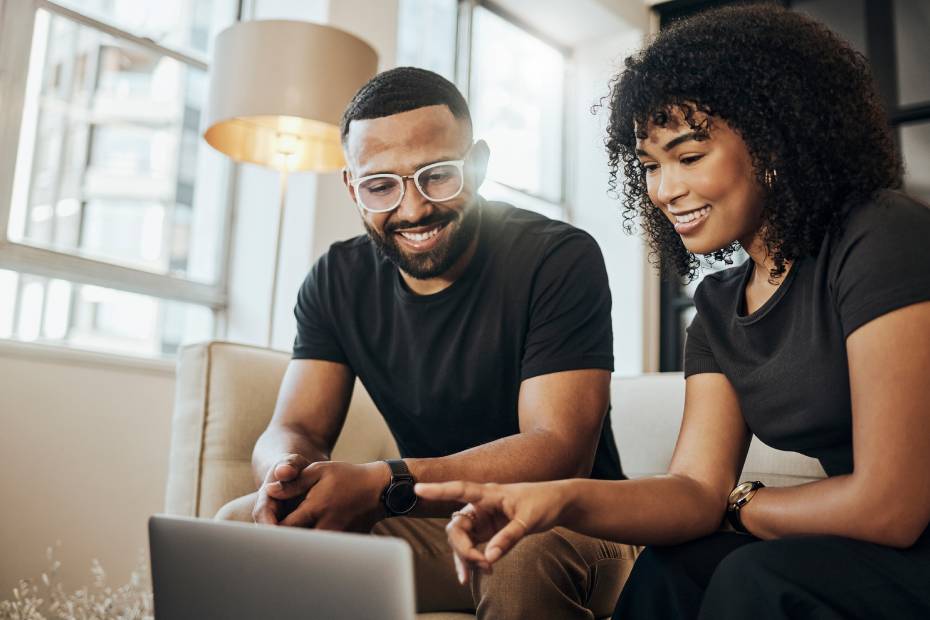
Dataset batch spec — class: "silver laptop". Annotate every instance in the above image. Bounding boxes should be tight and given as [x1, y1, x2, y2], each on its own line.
[149, 514, 416, 620]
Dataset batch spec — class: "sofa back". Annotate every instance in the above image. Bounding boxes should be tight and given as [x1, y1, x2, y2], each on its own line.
[611, 373, 825, 485]
[165, 342, 823, 518]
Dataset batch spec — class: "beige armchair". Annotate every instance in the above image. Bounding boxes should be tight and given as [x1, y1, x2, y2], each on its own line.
[165, 341, 825, 618]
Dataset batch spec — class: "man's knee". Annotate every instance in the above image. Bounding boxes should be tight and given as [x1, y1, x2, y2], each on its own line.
[474, 527, 619, 619]
[479, 528, 584, 590]
[214, 492, 259, 522]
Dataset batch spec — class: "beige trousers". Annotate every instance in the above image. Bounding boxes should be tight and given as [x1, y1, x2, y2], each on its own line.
[218, 493, 640, 619]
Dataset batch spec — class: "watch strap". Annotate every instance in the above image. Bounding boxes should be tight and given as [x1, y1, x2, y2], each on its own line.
[726, 506, 749, 534]
[384, 459, 413, 481]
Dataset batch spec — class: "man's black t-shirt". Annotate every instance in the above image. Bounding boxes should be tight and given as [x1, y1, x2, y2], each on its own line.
[293, 200, 623, 480]
[685, 190, 930, 477]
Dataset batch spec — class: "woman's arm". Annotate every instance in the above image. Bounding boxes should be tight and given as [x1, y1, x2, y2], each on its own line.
[416, 371, 751, 578]
[556, 372, 751, 544]
[740, 301, 930, 548]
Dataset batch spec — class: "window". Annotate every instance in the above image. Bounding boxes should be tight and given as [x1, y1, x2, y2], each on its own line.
[397, 0, 570, 221]
[468, 5, 566, 217]
[0, 0, 236, 357]
[397, 0, 458, 82]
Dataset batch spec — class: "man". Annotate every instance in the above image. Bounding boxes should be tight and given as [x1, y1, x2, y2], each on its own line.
[220, 67, 638, 618]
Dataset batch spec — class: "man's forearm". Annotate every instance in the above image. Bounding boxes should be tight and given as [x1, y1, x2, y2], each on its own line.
[251, 424, 331, 487]
[404, 429, 594, 517]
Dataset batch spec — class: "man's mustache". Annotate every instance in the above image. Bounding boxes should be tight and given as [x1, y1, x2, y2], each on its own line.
[384, 211, 457, 233]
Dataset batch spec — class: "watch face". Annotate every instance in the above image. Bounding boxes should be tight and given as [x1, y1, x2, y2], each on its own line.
[386, 481, 417, 515]
[728, 481, 759, 507]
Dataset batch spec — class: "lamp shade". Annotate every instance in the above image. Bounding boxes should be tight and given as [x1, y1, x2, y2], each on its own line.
[202, 20, 378, 172]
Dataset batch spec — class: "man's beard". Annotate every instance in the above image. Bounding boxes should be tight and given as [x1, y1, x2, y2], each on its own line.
[365, 203, 481, 279]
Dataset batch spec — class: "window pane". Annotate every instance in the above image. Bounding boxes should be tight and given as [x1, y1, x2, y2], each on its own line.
[792, 0, 867, 56]
[8, 9, 229, 284]
[901, 121, 930, 205]
[479, 180, 565, 222]
[0, 268, 214, 357]
[397, 0, 457, 81]
[54, 0, 236, 55]
[470, 6, 564, 203]
[894, 0, 930, 106]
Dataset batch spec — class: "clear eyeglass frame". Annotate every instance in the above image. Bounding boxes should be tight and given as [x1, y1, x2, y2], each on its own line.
[350, 159, 466, 213]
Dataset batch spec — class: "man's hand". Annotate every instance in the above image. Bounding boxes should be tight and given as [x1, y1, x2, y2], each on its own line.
[264, 461, 392, 532]
[252, 453, 313, 525]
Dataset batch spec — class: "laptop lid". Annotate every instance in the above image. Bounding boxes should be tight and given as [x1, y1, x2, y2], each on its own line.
[149, 514, 416, 620]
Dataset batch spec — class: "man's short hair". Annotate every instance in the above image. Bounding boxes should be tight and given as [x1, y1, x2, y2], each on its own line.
[340, 67, 472, 143]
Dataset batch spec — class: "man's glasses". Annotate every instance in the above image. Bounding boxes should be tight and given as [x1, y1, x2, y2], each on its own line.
[350, 159, 467, 213]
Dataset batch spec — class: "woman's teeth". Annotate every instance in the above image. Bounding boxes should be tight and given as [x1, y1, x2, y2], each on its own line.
[400, 225, 443, 242]
[675, 206, 710, 223]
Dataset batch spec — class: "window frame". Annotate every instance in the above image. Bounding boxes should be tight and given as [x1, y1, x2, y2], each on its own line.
[454, 0, 574, 220]
[0, 0, 236, 345]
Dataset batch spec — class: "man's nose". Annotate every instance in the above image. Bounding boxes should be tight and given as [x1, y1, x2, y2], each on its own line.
[394, 177, 432, 221]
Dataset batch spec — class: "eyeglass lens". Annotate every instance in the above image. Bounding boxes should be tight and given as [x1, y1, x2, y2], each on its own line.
[357, 163, 463, 211]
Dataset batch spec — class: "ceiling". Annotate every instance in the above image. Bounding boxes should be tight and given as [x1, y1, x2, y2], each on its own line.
[488, 0, 653, 49]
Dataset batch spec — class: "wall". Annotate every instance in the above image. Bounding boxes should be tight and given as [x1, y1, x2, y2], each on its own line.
[571, 28, 651, 375]
[0, 342, 175, 594]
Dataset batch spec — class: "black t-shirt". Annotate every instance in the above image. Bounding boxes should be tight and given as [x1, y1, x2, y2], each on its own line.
[685, 190, 930, 477]
[293, 200, 623, 480]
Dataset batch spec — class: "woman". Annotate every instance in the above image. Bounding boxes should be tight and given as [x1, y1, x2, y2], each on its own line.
[416, 5, 930, 618]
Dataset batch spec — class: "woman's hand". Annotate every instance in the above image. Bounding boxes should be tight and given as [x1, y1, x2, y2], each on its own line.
[414, 480, 572, 584]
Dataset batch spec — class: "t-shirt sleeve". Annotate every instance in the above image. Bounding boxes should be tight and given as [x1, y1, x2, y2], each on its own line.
[292, 254, 348, 363]
[684, 310, 722, 377]
[830, 194, 930, 338]
[520, 231, 614, 380]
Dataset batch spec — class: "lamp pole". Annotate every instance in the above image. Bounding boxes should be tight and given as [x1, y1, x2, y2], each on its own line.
[267, 166, 289, 348]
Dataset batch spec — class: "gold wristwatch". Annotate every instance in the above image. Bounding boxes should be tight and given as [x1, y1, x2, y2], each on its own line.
[726, 480, 764, 534]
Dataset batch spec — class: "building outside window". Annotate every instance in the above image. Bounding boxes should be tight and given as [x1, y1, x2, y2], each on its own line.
[0, 0, 237, 357]
[397, 0, 570, 221]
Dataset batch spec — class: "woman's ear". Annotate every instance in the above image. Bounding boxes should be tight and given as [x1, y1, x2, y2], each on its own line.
[469, 139, 490, 189]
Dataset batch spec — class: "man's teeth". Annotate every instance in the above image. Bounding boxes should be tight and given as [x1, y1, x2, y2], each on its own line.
[675, 206, 710, 223]
[400, 225, 442, 242]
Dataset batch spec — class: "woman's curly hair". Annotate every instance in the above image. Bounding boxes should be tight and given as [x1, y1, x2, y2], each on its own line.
[606, 3, 902, 281]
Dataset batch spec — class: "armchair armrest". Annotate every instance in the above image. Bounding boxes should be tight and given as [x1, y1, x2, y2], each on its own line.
[164, 341, 398, 518]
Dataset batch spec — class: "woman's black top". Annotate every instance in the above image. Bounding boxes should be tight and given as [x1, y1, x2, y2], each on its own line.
[685, 190, 930, 478]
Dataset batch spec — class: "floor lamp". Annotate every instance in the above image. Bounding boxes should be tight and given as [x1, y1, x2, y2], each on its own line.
[202, 20, 377, 347]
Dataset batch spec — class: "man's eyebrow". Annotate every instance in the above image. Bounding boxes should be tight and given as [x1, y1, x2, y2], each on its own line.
[635, 131, 706, 157]
[359, 155, 461, 177]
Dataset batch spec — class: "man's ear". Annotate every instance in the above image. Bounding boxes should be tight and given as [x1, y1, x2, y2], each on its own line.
[469, 139, 490, 189]
[342, 167, 358, 203]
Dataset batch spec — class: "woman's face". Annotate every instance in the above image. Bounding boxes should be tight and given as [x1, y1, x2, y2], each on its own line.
[636, 110, 765, 255]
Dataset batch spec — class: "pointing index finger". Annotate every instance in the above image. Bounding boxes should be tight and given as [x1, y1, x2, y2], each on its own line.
[415, 481, 488, 504]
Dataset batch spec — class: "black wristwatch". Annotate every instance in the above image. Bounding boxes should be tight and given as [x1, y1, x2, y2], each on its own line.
[381, 459, 418, 517]
[726, 480, 764, 534]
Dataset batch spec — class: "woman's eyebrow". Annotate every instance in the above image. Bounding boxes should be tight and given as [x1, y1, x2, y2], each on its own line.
[636, 131, 704, 156]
